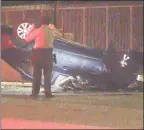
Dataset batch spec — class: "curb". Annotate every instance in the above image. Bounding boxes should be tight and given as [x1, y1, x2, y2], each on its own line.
[1, 82, 32, 87]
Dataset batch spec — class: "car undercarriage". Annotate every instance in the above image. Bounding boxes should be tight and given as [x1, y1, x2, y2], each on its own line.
[1, 24, 143, 92]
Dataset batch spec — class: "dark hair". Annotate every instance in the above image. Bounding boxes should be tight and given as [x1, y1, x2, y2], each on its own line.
[41, 16, 54, 25]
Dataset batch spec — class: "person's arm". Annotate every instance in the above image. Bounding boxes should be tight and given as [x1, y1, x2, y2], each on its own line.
[8, 39, 16, 48]
[48, 24, 63, 38]
[25, 24, 39, 43]
[54, 29, 63, 38]
[1, 35, 16, 50]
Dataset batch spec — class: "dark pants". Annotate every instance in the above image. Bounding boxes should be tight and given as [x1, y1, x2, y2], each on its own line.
[32, 48, 53, 96]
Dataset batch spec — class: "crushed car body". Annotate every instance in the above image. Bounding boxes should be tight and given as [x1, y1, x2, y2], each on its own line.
[1, 24, 143, 92]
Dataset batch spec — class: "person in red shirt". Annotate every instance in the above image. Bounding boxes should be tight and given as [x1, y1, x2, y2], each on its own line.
[25, 16, 62, 98]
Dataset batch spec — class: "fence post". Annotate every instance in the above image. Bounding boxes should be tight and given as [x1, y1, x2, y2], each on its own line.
[22, 11, 25, 20]
[41, 4, 43, 17]
[54, 1, 57, 27]
[5, 11, 8, 24]
[106, 6, 109, 50]
[130, 6, 133, 50]
[83, 8, 86, 46]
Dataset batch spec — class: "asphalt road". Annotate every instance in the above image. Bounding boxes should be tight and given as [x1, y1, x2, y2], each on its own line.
[1, 86, 143, 129]
[1, 85, 141, 96]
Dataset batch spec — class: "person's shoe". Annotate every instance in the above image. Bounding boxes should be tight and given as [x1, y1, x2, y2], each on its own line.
[29, 94, 38, 98]
[44, 94, 54, 98]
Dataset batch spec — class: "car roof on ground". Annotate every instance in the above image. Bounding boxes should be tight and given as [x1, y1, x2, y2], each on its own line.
[1, 24, 13, 28]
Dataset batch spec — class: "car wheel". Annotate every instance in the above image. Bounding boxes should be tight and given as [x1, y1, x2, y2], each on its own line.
[15, 20, 33, 40]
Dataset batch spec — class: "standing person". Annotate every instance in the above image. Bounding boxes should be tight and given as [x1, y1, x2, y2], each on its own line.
[25, 16, 62, 98]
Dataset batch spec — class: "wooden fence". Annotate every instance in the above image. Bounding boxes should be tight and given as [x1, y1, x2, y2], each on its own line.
[1, 1, 143, 81]
[2, 2, 143, 51]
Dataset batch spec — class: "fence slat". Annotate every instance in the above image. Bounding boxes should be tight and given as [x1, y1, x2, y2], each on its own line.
[132, 7, 143, 51]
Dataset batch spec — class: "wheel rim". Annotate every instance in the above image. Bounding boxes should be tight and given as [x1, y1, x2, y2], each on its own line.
[17, 23, 32, 39]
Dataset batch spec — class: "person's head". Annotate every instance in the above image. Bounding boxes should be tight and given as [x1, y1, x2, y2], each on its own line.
[40, 16, 54, 26]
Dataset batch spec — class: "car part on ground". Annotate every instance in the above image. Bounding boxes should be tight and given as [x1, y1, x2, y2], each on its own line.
[17, 23, 32, 40]
[128, 71, 143, 92]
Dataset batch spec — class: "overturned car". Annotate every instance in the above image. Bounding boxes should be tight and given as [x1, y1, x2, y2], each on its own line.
[1, 24, 143, 92]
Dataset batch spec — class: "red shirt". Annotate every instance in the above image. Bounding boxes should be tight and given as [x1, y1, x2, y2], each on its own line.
[25, 25, 62, 49]
[1, 34, 16, 50]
